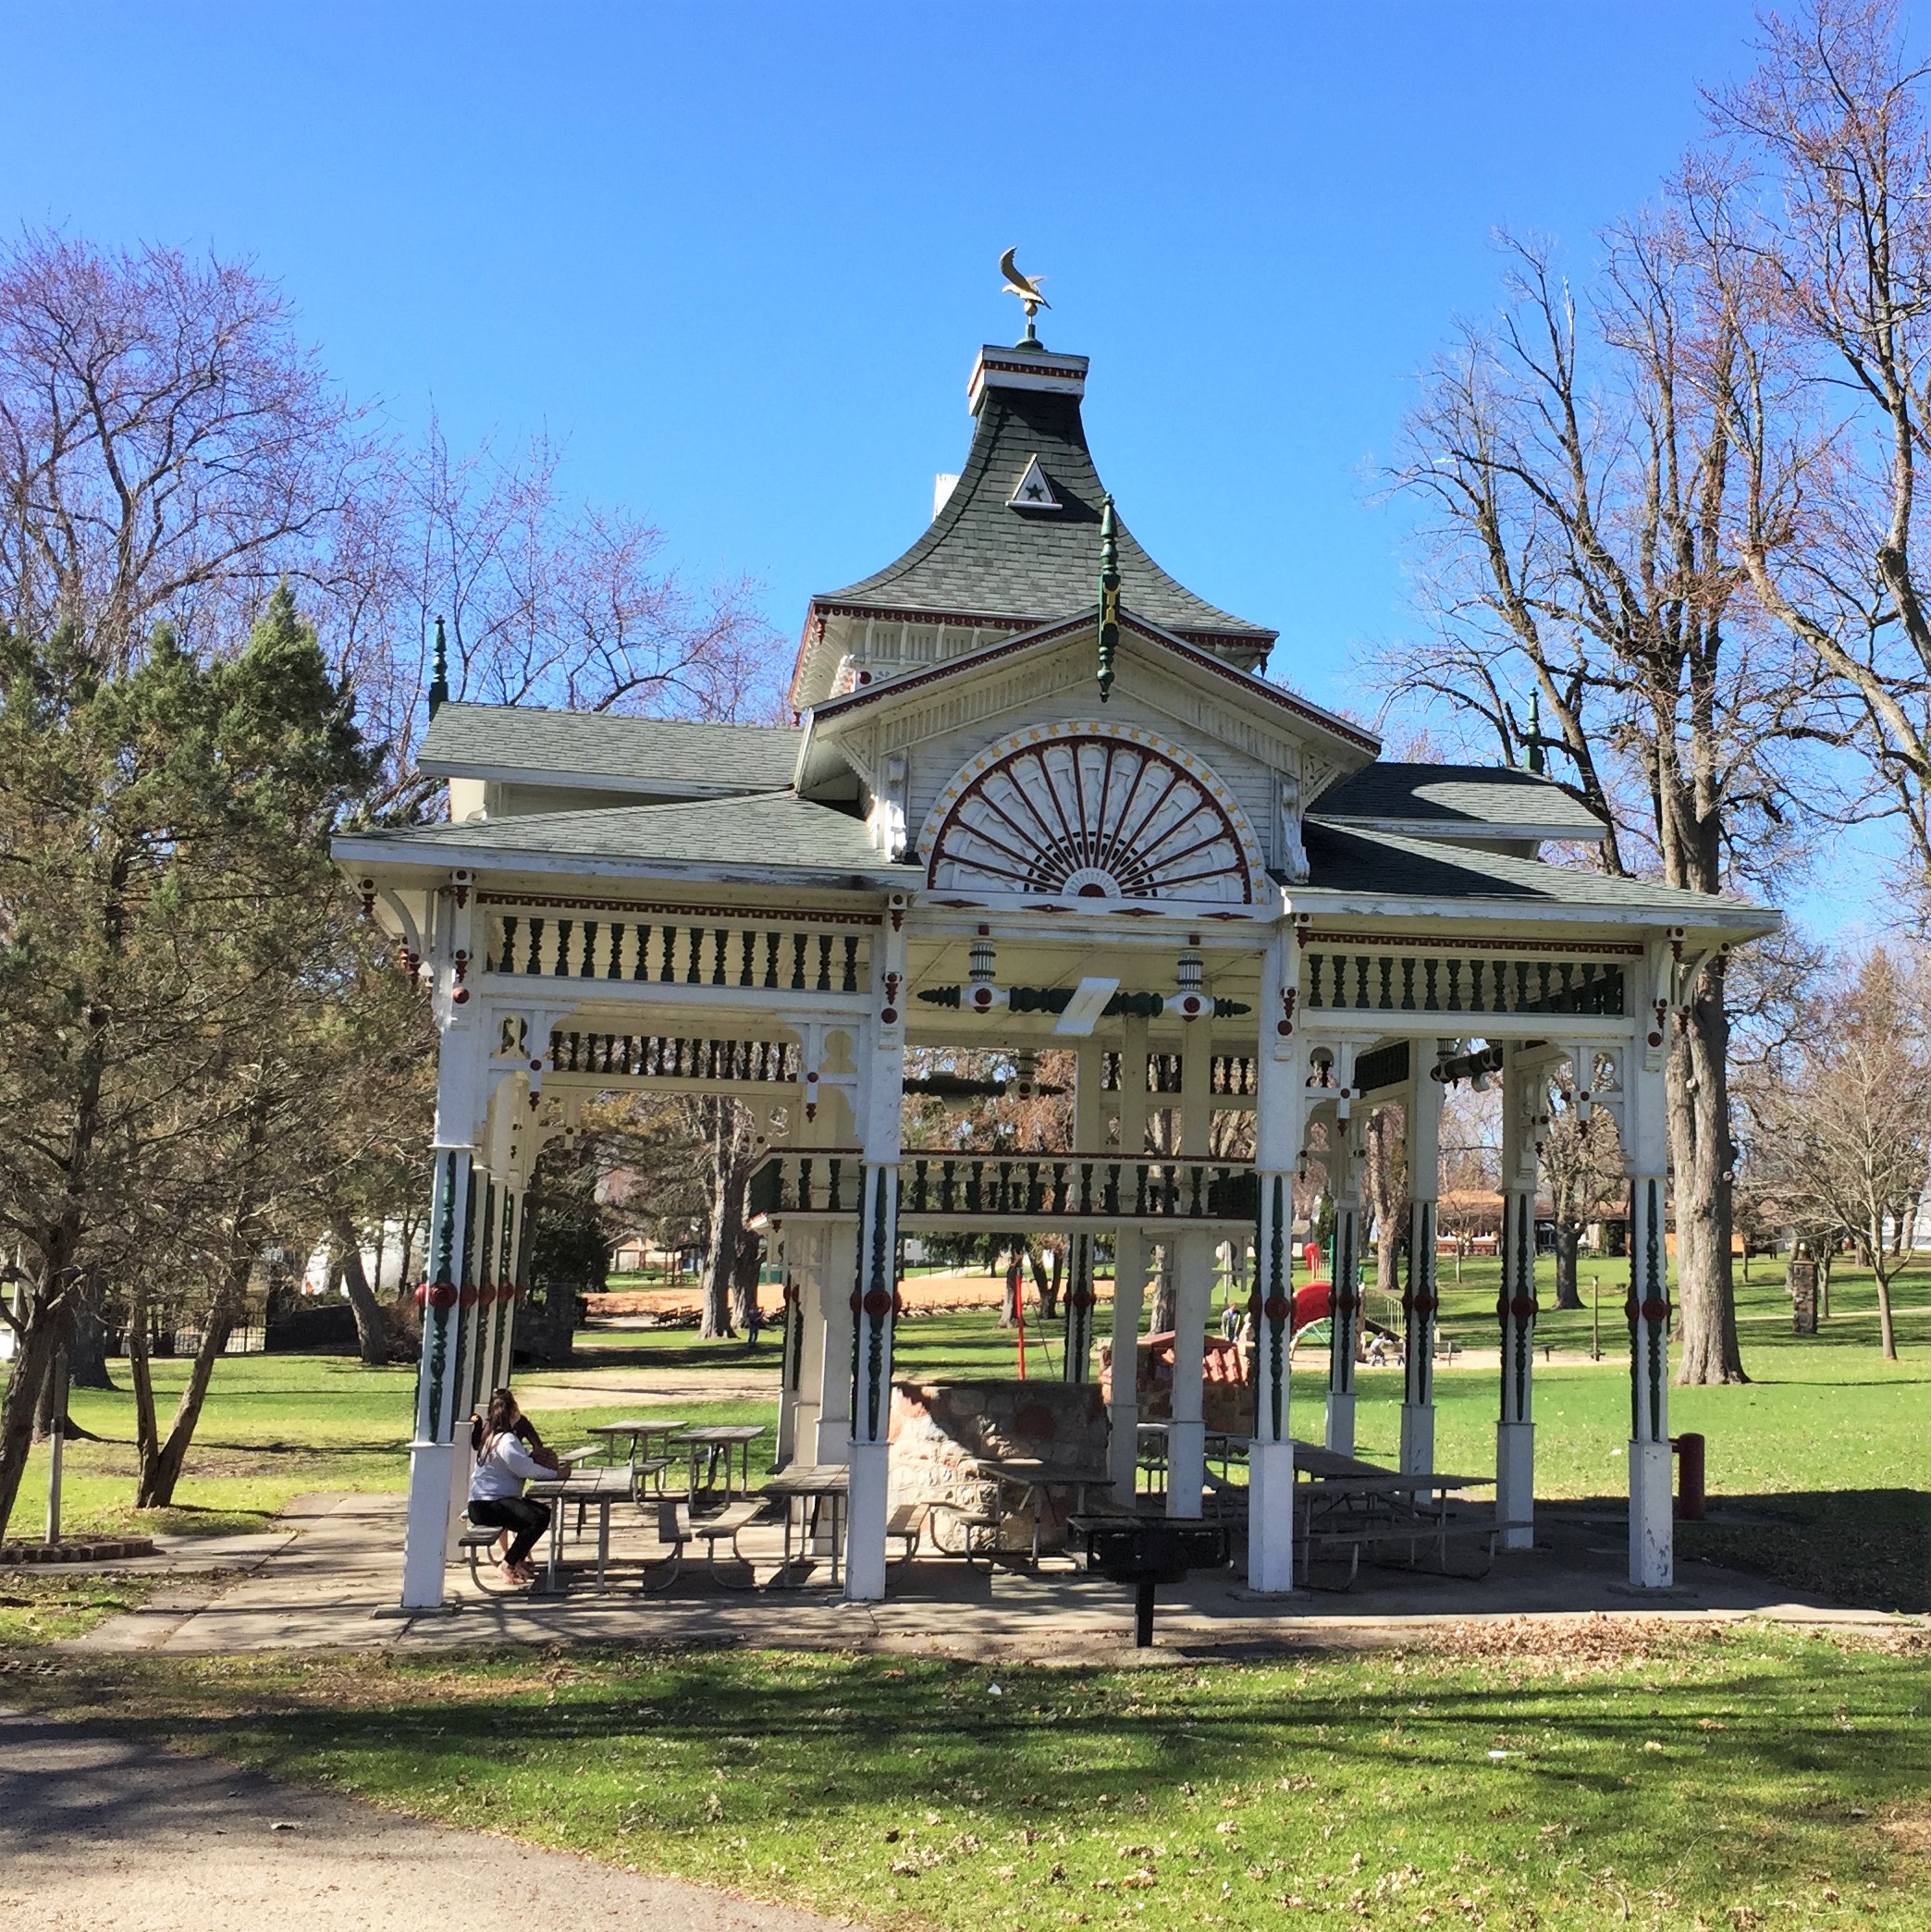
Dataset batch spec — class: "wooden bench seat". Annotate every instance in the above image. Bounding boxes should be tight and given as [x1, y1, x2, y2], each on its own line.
[1296, 1519, 1526, 1590]
[887, 1502, 928, 1563]
[459, 1524, 512, 1591]
[686, 1499, 767, 1588]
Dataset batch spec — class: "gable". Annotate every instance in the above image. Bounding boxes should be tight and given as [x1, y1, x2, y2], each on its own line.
[804, 616, 1374, 879]
[916, 719, 1267, 904]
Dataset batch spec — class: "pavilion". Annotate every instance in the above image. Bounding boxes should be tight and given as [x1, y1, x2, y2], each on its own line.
[335, 307, 1778, 1613]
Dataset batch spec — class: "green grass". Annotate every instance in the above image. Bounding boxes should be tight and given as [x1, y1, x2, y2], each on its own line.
[13, 1628, 1929, 1930]
[0, 1570, 158, 1646]
[3, 1348, 784, 1545]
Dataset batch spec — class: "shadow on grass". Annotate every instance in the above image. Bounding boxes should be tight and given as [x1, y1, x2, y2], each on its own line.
[22, 1643, 1929, 1926]
[1678, 1485, 1931, 1613]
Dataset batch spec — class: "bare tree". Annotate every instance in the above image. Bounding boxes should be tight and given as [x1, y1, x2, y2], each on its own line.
[1362, 1103, 1408, 1292]
[1741, 946, 1926, 1358]
[1538, 1069, 1629, 1309]
[0, 230, 371, 671]
[1381, 209, 1819, 1384]
[1711, 0, 1931, 903]
[338, 418, 780, 821]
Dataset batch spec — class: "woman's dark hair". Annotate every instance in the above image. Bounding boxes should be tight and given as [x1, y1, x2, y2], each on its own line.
[485, 1387, 520, 1437]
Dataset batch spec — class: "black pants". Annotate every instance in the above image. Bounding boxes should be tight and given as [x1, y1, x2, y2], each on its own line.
[468, 1495, 551, 1566]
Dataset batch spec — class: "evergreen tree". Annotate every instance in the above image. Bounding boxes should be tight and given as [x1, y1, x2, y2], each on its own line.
[0, 588, 376, 1535]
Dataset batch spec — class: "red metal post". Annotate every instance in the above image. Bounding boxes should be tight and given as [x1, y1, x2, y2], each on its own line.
[1671, 1432, 1706, 1520]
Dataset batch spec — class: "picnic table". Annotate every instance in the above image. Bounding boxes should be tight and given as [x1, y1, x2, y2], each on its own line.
[966, 1458, 1112, 1565]
[671, 1423, 767, 1502]
[1131, 1423, 1248, 1506]
[527, 1465, 640, 1594]
[1287, 1444, 1494, 1584]
[584, 1419, 691, 1477]
[760, 1462, 847, 1588]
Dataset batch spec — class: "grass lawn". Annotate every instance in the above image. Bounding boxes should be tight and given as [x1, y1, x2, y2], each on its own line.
[4, 1350, 783, 1544]
[0, 1570, 158, 1646]
[11, 1625, 1929, 1931]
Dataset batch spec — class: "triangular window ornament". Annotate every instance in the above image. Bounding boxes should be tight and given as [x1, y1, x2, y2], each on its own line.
[1007, 453, 1062, 511]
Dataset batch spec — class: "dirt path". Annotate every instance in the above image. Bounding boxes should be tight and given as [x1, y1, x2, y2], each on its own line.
[0, 1707, 854, 1931]
[512, 1364, 781, 1410]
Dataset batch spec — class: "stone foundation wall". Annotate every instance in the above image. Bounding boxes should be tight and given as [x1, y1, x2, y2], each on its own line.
[888, 1378, 1108, 1553]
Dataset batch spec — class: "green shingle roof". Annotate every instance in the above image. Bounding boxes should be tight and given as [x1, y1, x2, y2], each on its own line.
[1302, 821, 1774, 923]
[350, 792, 895, 878]
[1312, 763, 1606, 837]
[813, 370, 1273, 651]
[420, 704, 803, 794]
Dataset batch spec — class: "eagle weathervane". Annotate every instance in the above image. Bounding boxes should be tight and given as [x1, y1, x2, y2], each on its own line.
[999, 248, 1049, 344]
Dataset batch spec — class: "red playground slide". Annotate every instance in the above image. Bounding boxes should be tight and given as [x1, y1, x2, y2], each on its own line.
[1296, 1238, 1331, 1333]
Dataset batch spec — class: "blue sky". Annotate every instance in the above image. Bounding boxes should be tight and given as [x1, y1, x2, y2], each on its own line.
[10, 1, 1879, 924]
[0, 4, 1768, 681]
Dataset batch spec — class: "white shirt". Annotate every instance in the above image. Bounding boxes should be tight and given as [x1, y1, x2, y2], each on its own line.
[469, 1430, 551, 1502]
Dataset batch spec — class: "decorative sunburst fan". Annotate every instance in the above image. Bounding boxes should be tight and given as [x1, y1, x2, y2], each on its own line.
[923, 727, 1257, 903]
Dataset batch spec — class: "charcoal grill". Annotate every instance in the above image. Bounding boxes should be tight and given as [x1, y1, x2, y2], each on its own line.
[1070, 1513, 1230, 1646]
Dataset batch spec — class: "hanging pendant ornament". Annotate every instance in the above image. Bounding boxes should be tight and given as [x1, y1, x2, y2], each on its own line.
[1097, 495, 1120, 703]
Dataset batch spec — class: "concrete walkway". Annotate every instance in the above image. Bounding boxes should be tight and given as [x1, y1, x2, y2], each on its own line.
[64, 1490, 1913, 1660]
[0, 1708, 849, 1932]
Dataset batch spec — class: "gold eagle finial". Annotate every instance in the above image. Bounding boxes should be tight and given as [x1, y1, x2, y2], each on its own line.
[999, 248, 1049, 343]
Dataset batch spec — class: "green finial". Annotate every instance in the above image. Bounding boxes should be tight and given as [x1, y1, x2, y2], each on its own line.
[428, 615, 449, 718]
[1097, 496, 1120, 703]
[1525, 688, 1544, 775]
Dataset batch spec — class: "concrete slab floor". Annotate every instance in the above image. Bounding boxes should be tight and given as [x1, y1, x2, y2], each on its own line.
[45, 1491, 1916, 1661]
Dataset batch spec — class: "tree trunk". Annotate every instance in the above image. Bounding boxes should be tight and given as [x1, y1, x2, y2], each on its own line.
[1150, 1246, 1176, 1333]
[728, 1226, 761, 1333]
[129, 1288, 160, 1485]
[1671, 959, 1749, 1384]
[1031, 1246, 1060, 1323]
[701, 1110, 753, 1339]
[0, 1302, 63, 1543]
[32, 1301, 69, 1441]
[67, 1266, 114, 1389]
[1874, 1263, 1900, 1361]
[0, 1236, 85, 1540]
[135, 1248, 250, 1508]
[331, 1210, 390, 1367]
[1553, 1224, 1584, 1310]
[1375, 1219, 1399, 1294]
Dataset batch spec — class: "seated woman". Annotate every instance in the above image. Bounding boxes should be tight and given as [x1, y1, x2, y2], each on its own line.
[467, 1387, 560, 1584]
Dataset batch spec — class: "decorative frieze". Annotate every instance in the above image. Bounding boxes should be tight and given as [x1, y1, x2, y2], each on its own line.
[547, 1031, 796, 1083]
[748, 1150, 1259, 1226]
[1304, 951, 1625, 1017]
[485, 912, 869, 994]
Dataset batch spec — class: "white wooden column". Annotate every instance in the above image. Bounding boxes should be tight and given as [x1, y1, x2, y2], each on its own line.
[1166, 1028, 1215, 1517]
[846, 904, 907, 1601]
[1106, 1015, 1150, 1498]
[453, 1169, 494, 1426]
[1399, 1045, 1445, 1486]
[490, 1180, 523, 1394]
[1622, 982, 1674, 1587]
[1064, 1038, 1103, 1381]
[1496, 1047, 1540, 1549]
[1325, 1100, 1364, 1457]
[400, 976, 486, 1612]
[786, 1026, 852, 1469]
[1249, 927, 1305, 1590]
[813, 1219, 853, 1465]
[774, 1235, 806, 1467]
